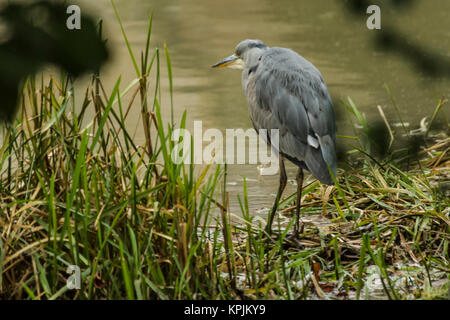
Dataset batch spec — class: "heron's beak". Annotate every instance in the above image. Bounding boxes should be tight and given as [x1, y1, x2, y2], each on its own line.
[212, 54, 244, 69]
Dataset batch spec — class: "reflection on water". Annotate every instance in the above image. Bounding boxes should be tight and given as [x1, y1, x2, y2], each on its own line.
[75, 0, 449, 213]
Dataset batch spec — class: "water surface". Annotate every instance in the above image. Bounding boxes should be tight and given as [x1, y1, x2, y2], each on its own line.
[75, 0, 450, 213]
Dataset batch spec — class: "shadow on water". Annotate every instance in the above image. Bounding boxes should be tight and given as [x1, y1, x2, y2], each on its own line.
[341, 0, 450, 77]
[0, 1, 109, 122]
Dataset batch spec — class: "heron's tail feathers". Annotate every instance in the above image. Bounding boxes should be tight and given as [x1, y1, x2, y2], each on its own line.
[318, 135, 337, 182]
[303, 135, 337, 185]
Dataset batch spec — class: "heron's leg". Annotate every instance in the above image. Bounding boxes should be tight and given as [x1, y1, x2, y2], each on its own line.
[294, 167, 304, 237]
[265, 156, 287, 236]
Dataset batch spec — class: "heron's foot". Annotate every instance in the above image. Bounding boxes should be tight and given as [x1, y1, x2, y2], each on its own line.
[283, 223, 306, 248]
[284, 235, 302, 248]
[261, 227, 276, 242]
[284, 231, 307, 249]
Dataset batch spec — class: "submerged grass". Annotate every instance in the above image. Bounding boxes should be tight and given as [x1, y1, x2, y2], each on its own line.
[0, 7, 449, 300]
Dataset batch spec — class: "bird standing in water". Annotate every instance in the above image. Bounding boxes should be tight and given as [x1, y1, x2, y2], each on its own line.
[212, 39, 337, 238]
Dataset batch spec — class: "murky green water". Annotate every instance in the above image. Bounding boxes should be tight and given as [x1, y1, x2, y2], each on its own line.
[75, 0, 450, 213]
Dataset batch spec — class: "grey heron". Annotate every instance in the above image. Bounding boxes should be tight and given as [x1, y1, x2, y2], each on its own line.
[212, 39, 337, 238]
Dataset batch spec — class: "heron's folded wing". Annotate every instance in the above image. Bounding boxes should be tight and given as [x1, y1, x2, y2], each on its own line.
[251, 48, 337, 184]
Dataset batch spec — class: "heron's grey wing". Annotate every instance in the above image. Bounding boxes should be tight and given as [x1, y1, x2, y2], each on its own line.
[248, 47, 337, 184]
[299, 66, 337, 182]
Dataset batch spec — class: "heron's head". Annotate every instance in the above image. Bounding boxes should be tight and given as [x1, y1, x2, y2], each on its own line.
[212, 39, 268, 70]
